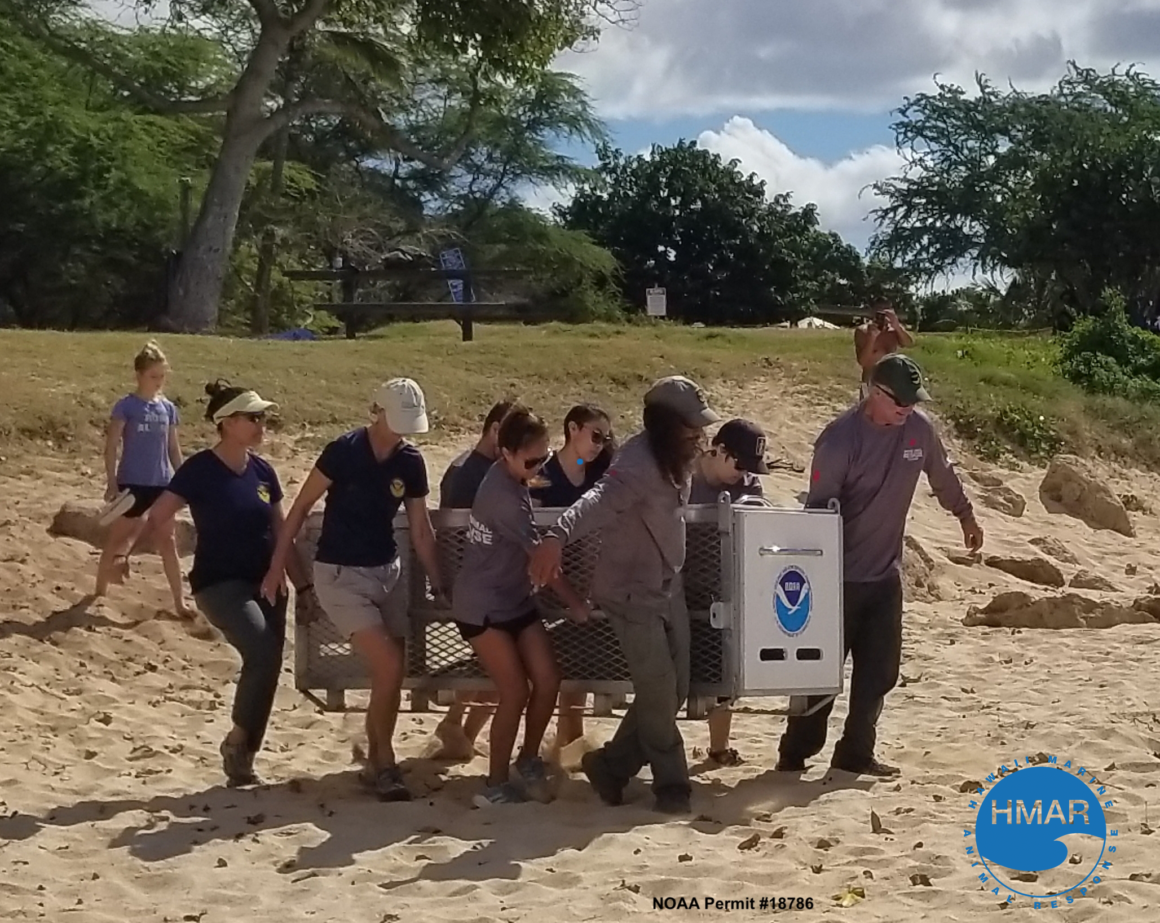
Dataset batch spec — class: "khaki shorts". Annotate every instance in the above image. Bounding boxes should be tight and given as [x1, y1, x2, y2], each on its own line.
[313, 559, 407, 640]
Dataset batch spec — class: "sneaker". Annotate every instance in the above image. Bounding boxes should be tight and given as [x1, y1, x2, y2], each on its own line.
[831, 757, 900, 778]
[220, 738, 258, 787]
[581, 750, 625, 806]
[514, 755, 553, 803]
[473, 782, 526, 808]
[373, 765, 413, 802]
[775, 755, 806, 772]
[654, 787, 692, 815]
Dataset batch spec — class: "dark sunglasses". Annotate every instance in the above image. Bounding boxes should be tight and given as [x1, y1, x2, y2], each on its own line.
[876, 386, 911, 409]
[588, 428, 611, 445]
[236, 411, 267, 423]
[523, 454, 549, 470]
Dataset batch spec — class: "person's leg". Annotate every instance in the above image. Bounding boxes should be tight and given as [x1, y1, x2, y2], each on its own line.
[556, 691, 586, 748]
[349, 626, 409, 794]
[469, 628, 530, 788]
[194, 581, 287, 783]
[831, 575, 904, 774]
[708, 703, 741, 765]
[777, 582, 864, 769]
[151, 512, 193, 616]
[513, 619, 560, 763]
[95, 514, 142, 595]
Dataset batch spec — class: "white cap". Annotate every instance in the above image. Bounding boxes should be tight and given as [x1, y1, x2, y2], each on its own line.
[211, 390, 279, 422]
[373, 378, 429, 434]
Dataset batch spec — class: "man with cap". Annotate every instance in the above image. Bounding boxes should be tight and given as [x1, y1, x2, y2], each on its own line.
[262, 378, 446, 801]
[855, 297, 914, 398]
[687, 418, 769, 765]
[529, 375, 720, 814]
[776, 354, 982, 779]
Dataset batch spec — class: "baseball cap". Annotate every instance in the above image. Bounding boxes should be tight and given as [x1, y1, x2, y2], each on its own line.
[712, 419, 770, 474]
[211, 390, 279, 422]
[373, 378, 429, 434]
[644, 375, 721, 427]
[870, 354, 931, 406]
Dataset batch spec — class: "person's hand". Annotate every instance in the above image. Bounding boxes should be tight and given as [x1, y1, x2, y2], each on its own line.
[567, 600, 592, 624]
[104, 483, 119, 503]
[260, 566, 286, 605]
[880, 307, 901, 331]
[962, 515, 984, 553]
[529, 537, 563, 588]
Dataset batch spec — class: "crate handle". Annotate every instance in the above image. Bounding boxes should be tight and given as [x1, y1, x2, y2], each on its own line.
[758, 546, 824, 557]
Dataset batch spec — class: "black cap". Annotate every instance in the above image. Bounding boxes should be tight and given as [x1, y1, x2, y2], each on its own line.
[870, 354, 931, 406]
[712, 419, 769, 474]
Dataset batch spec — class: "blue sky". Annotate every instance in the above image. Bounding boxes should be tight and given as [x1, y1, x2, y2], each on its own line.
[533, 0, 1160, 258]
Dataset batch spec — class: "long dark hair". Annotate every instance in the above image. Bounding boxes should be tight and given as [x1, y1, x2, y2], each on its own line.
[563, 402, 615, 465]
[204, 379, 247, 427]
[643, 403, 699, 487]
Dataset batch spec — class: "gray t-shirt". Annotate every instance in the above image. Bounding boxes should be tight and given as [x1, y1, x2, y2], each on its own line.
[689, 470, 763, 505]
[451, 463, 540, 626]
[807, 406, 972, 584]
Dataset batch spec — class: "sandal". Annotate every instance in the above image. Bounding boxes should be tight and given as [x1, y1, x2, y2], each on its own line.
[708, 748, 745, 767]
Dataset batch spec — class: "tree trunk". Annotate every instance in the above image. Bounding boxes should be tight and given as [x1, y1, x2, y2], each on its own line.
[249, 123, 289, 335]
[165, 28, 288, 332]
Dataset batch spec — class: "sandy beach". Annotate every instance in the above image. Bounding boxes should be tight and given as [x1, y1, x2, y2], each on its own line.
[2, 385, 1160, 922]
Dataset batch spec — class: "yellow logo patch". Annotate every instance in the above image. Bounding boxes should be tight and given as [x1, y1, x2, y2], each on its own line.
[257, 483, 271, 504]
[389, 478, 405, 499]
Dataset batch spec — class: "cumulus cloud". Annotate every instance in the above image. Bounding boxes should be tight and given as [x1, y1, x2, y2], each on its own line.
[563, 0, 1160, 118]
[697, 118, 904, 251]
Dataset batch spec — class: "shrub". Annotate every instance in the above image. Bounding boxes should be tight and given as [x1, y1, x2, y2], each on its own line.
[1058, 290, 1160, 402]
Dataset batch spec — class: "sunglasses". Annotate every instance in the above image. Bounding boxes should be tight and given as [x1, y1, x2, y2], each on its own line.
[588, 428, 611, 445]
[876, 386, 911, 409]
[236, 412, 267, 423]
[523, 454, 549, 470]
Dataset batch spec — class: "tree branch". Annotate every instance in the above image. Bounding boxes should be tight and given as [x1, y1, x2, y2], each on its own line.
[11, 9, 233, 115]
[288, 0, 332, 37]
[249, 0, 286, 30]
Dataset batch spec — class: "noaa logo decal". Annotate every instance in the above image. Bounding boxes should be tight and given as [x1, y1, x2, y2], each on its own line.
[774, 566, 811, 636]
[963, 754, 1118, 907]
[389, 478, 405, 499]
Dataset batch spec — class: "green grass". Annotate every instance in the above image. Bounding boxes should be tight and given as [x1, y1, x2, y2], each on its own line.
[1, 320, 1158, 469]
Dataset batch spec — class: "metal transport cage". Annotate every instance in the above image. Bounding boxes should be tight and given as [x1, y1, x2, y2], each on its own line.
[294, 495, 843, 718]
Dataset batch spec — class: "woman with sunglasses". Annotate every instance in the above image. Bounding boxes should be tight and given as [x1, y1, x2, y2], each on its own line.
[452, 405, 591, 806]
[529, 404, 614, 752]
[139, 380, 313, 787]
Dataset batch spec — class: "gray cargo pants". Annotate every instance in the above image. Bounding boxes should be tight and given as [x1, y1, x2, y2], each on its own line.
[594, 577, 691, 796]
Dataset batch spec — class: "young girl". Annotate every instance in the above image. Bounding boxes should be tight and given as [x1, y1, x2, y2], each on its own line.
[140, 380, 313, 787]
[530, 404, 615, 751]
[96, 340, 190, 616]
[452, 406, 591, 807]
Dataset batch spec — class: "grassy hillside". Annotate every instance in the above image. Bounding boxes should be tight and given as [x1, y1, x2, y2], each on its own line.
[1, 321, 1158, 468]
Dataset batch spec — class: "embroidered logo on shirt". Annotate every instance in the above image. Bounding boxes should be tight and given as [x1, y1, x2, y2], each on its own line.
[466, 515, 493, 545]
[389, 477, 405, 498]
[257, 483, 271, 504]
[903, 447, 924, 462]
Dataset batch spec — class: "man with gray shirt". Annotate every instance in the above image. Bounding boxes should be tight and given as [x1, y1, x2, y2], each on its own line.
[777, 354, 983, 778]
[529, 375, 720, 814]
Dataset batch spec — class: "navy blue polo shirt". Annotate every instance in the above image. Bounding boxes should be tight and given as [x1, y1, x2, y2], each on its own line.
[530, 452, 610, 508]
[314, 428, 429, 567]
[166, 449, 284, 594]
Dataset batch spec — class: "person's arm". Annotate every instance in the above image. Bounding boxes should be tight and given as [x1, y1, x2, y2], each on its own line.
[261, 467, 331, 602]
[548, 573, 591, 622]
[921, 421, 983, 550]
[104, 418, 125, 501]
[804, 429, 849, 510]
[269, 499, 312, 592]
[167, 425, 183, 473]
[134, 489, 186, 551]
[884, 308, 915, 348]
[405, 498, 446, 601]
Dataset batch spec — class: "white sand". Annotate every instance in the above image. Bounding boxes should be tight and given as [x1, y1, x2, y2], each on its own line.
[2, 383, 1159, 921]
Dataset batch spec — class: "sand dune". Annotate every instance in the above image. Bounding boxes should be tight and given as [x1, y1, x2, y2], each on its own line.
[2, 385, 1160, 921]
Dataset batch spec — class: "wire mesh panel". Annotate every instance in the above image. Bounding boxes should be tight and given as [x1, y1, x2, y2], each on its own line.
[294, 505, 732, 702]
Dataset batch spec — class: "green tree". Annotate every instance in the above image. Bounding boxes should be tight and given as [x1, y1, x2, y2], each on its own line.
[559, 140, 859, 324]
[6, 0, 634, 331]
[870, 64, 1160, 328]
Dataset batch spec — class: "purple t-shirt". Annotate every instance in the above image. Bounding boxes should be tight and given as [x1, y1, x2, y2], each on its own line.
[112, 394, 179, 487]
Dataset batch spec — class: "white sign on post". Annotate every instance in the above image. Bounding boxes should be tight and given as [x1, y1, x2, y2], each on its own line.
[646, 287, 667, 317]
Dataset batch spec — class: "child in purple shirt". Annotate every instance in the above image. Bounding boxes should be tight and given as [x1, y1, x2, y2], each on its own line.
[95, 340, 190, 616]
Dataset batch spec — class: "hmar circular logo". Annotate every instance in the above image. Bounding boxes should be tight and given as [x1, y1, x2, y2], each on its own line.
[962, 754, 1119, 908]
[773, 566, 811, 636]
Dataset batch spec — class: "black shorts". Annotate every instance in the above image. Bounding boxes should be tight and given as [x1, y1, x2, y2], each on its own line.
[118, 485, 166, 519]
[455, 608, 541, 643]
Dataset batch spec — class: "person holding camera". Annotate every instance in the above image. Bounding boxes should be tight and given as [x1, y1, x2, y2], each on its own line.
[854, 298, 914, 398]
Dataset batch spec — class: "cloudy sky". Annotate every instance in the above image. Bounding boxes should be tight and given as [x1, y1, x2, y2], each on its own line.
[542, 0, 1160, 253]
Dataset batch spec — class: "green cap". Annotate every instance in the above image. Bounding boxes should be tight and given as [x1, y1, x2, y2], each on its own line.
[870, 354, 931, 406]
